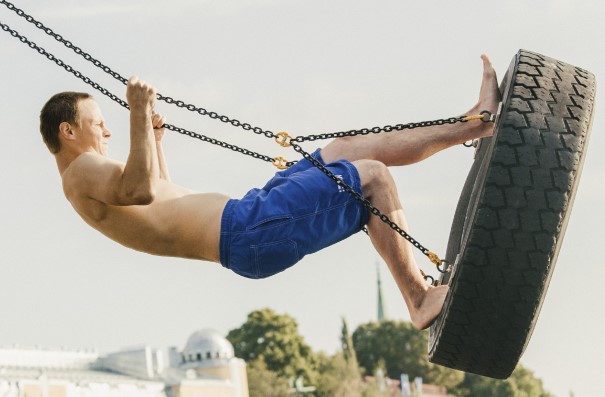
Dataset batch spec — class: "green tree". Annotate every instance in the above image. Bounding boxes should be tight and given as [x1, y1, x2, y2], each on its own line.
[450, 365, 553, 397]
[352, 320, 464, 389]
[509, 365, 553, 397]
[227, 308, 319, 384]
[316, 351, 364, 397]
[341, 317, 357, 363]
[246, 360, 290, 397]
[315, 318, 366, 397]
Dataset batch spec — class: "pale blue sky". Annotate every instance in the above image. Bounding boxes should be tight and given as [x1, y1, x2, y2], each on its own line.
[1, 1, 603, 396]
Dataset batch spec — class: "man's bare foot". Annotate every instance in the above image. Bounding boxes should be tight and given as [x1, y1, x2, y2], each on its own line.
[409, 285, 450, 330]
[466, 54, 501, 140]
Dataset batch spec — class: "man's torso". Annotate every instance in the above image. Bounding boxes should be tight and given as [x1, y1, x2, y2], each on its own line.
[62, 156, 229, 262]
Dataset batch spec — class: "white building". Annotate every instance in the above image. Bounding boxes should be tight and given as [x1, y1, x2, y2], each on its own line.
[0, 329, 248, 397]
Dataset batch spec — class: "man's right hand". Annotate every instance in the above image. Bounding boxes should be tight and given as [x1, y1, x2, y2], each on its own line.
[126, 76, 156, 112]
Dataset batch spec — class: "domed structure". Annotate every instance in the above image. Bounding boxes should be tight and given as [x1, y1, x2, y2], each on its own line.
[180, 329, 234, 370]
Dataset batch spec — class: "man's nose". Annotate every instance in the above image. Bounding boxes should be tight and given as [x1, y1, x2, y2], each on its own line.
[103, 128, 112, 137]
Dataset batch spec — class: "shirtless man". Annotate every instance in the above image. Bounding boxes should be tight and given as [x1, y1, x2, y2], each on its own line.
[40, 55, 499, 330]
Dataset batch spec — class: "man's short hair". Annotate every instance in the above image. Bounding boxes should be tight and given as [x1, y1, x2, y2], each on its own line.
[40, 92, 92, 154]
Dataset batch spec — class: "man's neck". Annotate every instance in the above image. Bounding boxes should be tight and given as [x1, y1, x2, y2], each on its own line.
[55, 149, 86, 176]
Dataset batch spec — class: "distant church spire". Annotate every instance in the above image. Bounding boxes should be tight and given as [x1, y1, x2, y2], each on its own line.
[377, 262, 387, 322]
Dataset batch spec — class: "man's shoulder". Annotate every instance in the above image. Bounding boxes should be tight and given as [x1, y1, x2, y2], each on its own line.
[62, 153, 121, 195]
[65, 152, 122, 176]
[71, 151, 113, 167]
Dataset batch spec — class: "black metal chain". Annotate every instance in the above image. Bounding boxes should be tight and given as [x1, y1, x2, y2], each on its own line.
[291, 142, 436, 259]
[166, 124, 278, 164]
[0, 19, 281, 165]
[0, 0, 278, 140]
[0, 0, 128, 83]
[292, 117, 469, 143]
[0, 22, 128, 108]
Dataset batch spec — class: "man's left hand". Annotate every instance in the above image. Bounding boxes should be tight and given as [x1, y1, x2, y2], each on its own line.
[152, 111, 167, 142]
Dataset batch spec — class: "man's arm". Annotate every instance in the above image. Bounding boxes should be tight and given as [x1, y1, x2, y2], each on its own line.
[65, 77, 161, 207]
[152, 111, 170, 181]
[117, 76, 161, 204]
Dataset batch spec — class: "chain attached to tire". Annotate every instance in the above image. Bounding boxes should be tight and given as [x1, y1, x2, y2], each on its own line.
[0, 0, 496, 282]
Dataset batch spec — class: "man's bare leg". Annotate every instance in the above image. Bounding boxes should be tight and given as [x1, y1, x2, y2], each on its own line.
[356, 160, 448, 329]
[321, 54, 500, 166]
[321, 55, 500, 329]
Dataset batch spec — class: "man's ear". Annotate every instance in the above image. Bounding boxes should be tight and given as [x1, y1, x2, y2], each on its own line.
[59, 121, 75, 141]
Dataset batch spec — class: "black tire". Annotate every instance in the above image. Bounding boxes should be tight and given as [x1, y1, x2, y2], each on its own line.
[428, 50, 596, 379]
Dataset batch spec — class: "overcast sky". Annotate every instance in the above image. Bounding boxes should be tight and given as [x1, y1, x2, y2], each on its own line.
[1, 1, 603, 396]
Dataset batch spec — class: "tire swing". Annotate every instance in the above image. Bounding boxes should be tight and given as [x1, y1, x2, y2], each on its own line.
[428, 49, 596, 379]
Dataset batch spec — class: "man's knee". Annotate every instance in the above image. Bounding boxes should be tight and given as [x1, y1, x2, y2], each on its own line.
[353, 159, 393, 197]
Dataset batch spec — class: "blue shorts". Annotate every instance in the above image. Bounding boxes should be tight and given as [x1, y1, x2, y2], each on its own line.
[219, 149, 369, 279]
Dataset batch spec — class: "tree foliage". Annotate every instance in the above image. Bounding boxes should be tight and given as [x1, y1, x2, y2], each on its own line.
[226, 308, 319, 384]
[315, 351, 365, 397]
[245, 360, 290, 397]
[352, 320, 464, 389]
[227, 310, 553, 397]
[315, 319, 385, 397]
[341, 317, 357, 363]
[450, 364, 553, 397]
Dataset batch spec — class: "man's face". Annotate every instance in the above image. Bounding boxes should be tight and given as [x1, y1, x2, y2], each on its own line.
[73, 98, 111, 156]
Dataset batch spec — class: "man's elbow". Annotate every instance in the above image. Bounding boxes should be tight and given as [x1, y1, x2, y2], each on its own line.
[133, 191, 155, 205]
[124, 185, 156, 205]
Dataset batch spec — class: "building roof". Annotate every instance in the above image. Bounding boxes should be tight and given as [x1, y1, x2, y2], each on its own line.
[181, 329, 234, 369]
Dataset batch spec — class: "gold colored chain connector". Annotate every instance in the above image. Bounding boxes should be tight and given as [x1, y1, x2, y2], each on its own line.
[272, 156, 289, 170]
[463, 110, 496, 123]
[427, 251, 442, 266]
[275, 131, 293, 147]
[462, 114, 485, 121]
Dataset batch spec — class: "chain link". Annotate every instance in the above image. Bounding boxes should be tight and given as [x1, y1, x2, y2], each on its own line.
[292, 117, 467, 142]
[165, 124, 277, 163]
[157, 94, 276, 139]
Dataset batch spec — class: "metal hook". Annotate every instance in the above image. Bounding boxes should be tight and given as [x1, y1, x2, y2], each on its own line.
[479, 110, 496, 123]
